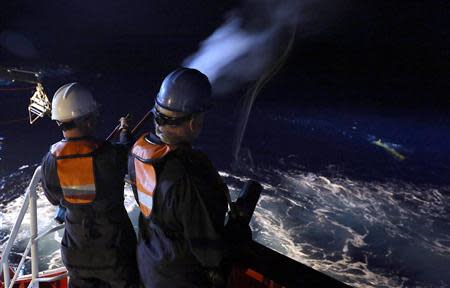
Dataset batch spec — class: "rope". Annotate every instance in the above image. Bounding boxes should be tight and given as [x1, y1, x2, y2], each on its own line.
[232, 25, 298, 166]
[0, 86, 35, 91]
[0, 117, 29, 125]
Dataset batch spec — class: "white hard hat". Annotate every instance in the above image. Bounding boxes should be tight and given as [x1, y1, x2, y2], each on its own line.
[51, 83, 98, 122]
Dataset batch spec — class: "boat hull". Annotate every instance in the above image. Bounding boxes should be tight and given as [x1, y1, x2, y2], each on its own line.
[2, 240, 348, 288]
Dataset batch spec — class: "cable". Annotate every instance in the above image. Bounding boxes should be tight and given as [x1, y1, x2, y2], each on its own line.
[0, 86, 35, 91]
[232, 25, 298, 166]
[0, 117, 29, 125]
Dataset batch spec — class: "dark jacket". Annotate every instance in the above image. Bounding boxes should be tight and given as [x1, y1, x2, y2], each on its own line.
[41, 137, 138, 281]
[128, 133, 228, 288]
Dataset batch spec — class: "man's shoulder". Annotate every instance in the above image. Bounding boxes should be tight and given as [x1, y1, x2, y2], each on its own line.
[41, 150, 55, 165]
[157, 148, 208, 182]
[173, 148, 223, 187]
[161, 150, 189, 176]
[182, 149, 217, 173]
[49, 138, 105, 157]
[130, 133, 171, 162]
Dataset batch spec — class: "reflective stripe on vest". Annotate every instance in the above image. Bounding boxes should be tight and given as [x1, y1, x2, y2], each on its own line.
[131, 134, 171, 217]
[51, 140, 100, 204]
[134, 161, 156, 217]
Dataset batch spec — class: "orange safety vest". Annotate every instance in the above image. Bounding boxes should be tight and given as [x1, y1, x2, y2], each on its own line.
[51, 139, 101, 204]
[131, 135, 171, 217]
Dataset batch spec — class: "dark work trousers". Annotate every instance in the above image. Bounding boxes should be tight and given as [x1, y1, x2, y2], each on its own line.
[68, 264, 140, 288]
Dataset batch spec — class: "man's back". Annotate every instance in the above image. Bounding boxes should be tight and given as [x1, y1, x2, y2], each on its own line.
[129, 133, 228, 287]
[41, 137, 139, 287]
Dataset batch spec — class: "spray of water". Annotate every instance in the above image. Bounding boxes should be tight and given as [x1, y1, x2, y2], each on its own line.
[184, 0, 301, 92]
[231, 30, 296, 166]
[183, 0, 303, 166]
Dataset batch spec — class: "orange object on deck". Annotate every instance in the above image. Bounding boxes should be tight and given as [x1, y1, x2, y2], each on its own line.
[1, 267, 68, 288]
[228, 265, 284, 288]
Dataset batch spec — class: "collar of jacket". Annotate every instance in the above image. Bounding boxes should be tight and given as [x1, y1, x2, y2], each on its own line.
[131, 133, 174, 163]
[63, 136, 97, 142]
[145, 133, 192, 151]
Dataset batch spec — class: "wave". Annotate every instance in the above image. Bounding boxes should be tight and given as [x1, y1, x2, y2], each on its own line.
[0, 136, 4, 159]
[235, 169, 450, 287]
[1, 167, 449, 287]
[0, 179, 138, 274]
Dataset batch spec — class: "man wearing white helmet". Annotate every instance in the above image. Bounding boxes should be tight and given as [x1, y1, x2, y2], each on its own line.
[41, 83, 139, 288]
[128, 68, 228, 287]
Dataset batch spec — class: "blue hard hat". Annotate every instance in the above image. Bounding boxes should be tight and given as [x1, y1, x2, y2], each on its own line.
[155, 68, 212, 114]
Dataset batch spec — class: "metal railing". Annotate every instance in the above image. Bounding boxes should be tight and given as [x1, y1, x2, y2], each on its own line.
[1, 166, 67, 288]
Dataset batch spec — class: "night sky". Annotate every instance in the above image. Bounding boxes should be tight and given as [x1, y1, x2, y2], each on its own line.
[1, 0, 449, 110]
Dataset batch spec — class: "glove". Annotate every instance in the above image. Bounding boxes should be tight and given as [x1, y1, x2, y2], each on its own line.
[119, 115, 130, 131]
[54, 206, 66, 224]
[207, 267, 227, 288]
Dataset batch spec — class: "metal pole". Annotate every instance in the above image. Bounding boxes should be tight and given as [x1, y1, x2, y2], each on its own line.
[0, 190, 30, 273]
[0, 177, 32, 287]
[0, 166, 42, 287]
[106, 124, 120, 141]
[131, 110, 152, 135]
[2, 262, 11, 288]
[8, 239, 32, 288]
[29, 167, 42, 287]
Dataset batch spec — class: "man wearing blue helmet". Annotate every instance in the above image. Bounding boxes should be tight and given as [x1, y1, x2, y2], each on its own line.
[128, 68, 229, 287]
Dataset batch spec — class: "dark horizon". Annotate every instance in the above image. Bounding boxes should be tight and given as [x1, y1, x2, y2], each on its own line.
[1, 0, 449, 111]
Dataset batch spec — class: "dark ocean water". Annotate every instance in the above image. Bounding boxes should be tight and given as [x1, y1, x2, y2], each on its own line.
[1, 77, 450, 287]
